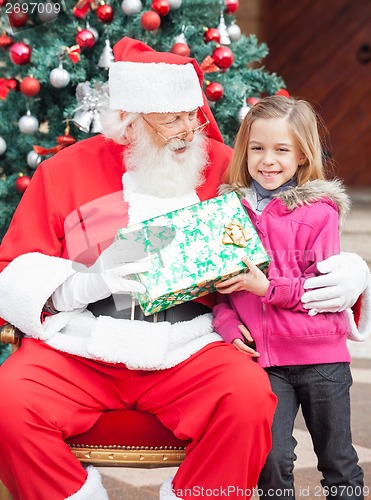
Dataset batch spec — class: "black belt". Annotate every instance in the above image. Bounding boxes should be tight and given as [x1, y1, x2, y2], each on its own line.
[87, 296, 211, 324]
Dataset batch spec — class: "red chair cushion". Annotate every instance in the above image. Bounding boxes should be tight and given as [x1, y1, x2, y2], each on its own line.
[66, 410, 190, 448]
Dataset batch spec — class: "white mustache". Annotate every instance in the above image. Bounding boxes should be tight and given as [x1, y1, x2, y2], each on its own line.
[168, 139, 187, 152]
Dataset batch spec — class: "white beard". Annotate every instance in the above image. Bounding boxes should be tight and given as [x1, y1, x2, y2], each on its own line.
[123, 119, 208, 198]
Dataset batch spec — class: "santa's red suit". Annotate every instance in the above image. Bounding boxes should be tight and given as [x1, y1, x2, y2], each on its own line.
[0, 132, 277, 500]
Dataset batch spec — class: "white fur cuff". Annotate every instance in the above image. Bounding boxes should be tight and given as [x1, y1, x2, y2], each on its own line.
[66, 466, 108, 500]
[0, 252, 76, 338]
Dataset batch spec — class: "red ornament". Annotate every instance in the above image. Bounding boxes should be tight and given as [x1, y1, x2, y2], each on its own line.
[96, 3, 114, 22]
[0, 78, 19, 100]
[225, 0, 239, 13]
[15, 175, 31, 193]
[0, 0, 7, 5]
[151, 0, 170, 16]
[204, 28, 220, 44]
[140, 11, 161, 30]
[205, 82, 224, 102]
[8, 11, 28, 27]
[20, 76, 40, 97]
[34, 131, 76, 156]
[56, 132, 76, 147]
[170, 42, 190, 57]
[212, 46, 234, 69]
[9, 42, 32, 65]
[0, 32, 14, 49]
[276, 88, 290, 97]
[246, 97, 260, 106]
[75, 29, 96, 49]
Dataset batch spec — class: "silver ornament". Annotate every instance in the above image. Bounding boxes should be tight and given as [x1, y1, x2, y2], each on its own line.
[27, 150, 42, 169]
[38, 1, 59, 22]
[238, 101, 251, 123]
[227, 23, 241, 42]
[121, 0, 142, 15]
[86, 22, 99, 42]
[72, 110, 94, 133]
[168, 0, 182, 8]
[173, 33, 187, 44]
[91, 110, 102, 133]
[0, 137, 6, 156]
[18, 111, 39, 135]
[217, 12, 231, 45]
[98, 39, 114, 70]
[72, 81, 107, 133]
[50, 63, 71, 88]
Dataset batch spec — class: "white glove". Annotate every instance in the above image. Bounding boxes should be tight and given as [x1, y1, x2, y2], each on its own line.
[53, 239, 152, 311]
[301, 252, 370, 315]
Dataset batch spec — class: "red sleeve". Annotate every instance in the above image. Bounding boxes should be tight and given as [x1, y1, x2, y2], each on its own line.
[0, 160, 64, 273]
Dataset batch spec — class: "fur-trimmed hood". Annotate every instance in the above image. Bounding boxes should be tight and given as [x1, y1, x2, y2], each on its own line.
[218, 179, 351, 232]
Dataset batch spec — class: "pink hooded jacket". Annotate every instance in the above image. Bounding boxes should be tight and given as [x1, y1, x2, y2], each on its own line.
[213, 179, 352, 368]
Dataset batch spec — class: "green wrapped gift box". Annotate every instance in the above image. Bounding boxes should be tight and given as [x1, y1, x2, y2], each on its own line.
[116, 192, 270, 316]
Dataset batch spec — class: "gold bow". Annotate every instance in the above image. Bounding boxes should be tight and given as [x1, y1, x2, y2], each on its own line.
[222, 220, 251, 248]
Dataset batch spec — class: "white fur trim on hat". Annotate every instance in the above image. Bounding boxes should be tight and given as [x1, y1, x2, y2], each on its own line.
[109, 61, 203, 113]
[65, 466, 108, 500]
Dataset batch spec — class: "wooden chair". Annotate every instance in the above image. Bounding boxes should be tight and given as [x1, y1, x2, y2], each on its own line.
[0, 323, 189, 498]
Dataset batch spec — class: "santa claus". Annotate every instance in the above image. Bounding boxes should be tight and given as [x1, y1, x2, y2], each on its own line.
[0, 37, 369, 499]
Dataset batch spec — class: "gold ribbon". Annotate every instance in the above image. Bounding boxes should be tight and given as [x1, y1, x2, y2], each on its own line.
[222, 220, 251, 248]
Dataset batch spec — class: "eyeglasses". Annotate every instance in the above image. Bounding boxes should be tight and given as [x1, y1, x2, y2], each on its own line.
[140, 108, 210, 143]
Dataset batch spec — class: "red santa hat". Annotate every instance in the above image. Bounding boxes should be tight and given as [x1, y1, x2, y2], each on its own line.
[109, 37, 224, 143]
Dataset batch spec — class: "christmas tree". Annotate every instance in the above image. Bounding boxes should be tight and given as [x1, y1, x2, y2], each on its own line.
[0, 0, 284, 237]
[0, 0, 284, 361]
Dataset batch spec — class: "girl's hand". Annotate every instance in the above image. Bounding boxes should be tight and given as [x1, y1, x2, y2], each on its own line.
[232, 325, 260, 358]
[216, 257, 269, 296]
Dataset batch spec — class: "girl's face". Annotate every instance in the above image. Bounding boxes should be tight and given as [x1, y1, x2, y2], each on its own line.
[247, 117, 306, 190]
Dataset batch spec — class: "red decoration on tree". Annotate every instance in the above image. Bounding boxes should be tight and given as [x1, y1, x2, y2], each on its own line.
[0, 78, 19, 100]
[151, 0, 170, 16]
[204, 28, 220, 44]
[8, 11, 28, 27]
[0, 32, 14, 49]
[212, 46, 234, 70]
[140, 11, 161, 30]
[20, 76, 40, 97]
[9, 42, 32, 65]
[170, 42, 190, 57]
[276, 88, 290, 97]
[73, 0, 99, 18]
[34, 126, 77, 156]
[200, 55, 220, 74]
[246, 97, 260, 106]
[0, 0, 7, 6]
[225, 0, 239, 14]
[65, 45, 81, 63]
[205, 81, 224, 101]
[15, 174, 31, 193]
[75, 29, 96, 49]
[96, 3, 114, 22]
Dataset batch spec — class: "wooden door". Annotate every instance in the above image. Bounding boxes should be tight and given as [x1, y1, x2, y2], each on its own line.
[261, 0, 371, 185]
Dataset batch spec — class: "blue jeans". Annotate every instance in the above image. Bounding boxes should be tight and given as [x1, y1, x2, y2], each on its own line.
[258, 363, 364, 499]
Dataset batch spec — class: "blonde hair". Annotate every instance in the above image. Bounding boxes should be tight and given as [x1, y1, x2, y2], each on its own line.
[226, 95, 333, 188]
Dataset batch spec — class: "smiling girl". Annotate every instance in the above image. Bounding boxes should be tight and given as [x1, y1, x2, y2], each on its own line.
[213, 95, 365, 499]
